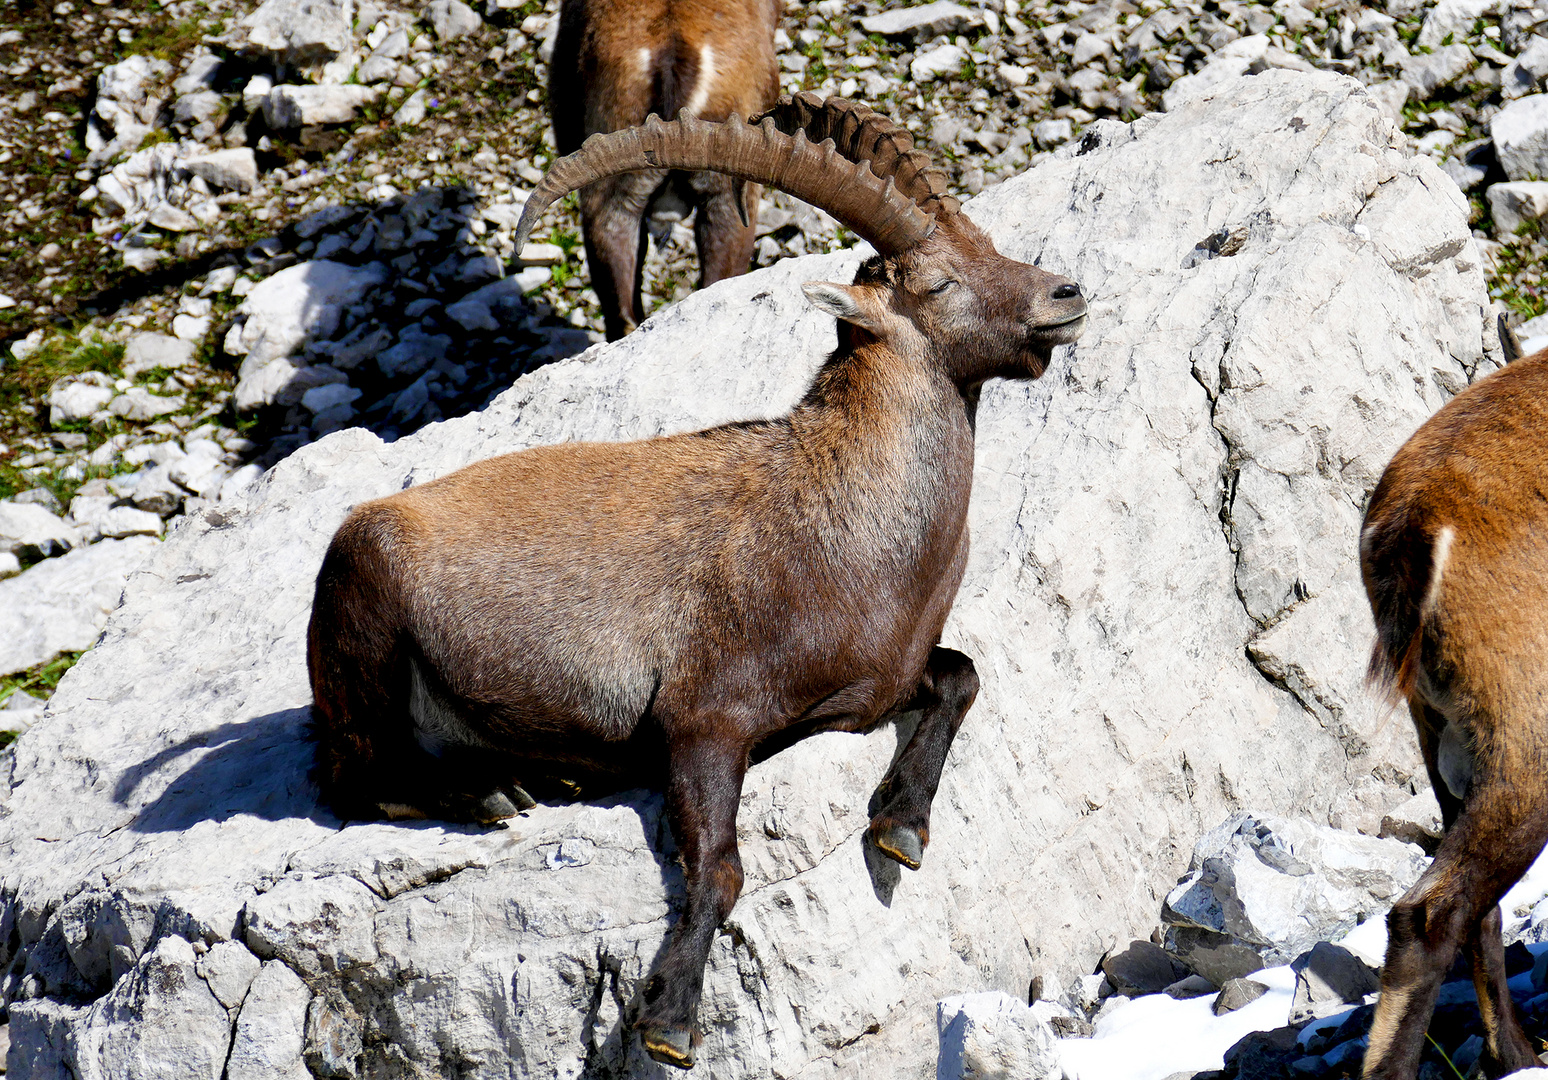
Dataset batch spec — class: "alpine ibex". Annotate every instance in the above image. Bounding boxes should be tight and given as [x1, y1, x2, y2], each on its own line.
[547, 0, 782, 339]
[1361, 349, 1548, 1080]
[308, 94, 1087, 1069]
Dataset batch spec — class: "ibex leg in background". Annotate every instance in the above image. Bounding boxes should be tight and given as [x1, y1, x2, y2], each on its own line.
[578, 169, 664, 340]
[688, 171, 759, 291]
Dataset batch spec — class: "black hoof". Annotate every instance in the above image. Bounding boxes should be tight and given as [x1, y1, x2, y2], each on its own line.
[872, 824, 924, 871]
[507, 784, 538, 812]
[472, 791, 520, 824]
[640, 1025, 695, 1069]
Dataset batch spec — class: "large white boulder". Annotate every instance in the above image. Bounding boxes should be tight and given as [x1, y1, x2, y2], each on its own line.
[1, 73, 1493, 1078]
[0, 536, 159, 677]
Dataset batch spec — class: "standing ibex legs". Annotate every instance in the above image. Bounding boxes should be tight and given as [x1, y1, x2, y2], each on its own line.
[869, 647, 980, 870]
[1364, 701, 1548, 1080]
[579, 170, 662, 340]
[637, 735, 750, 1069]
[689, 173, 758, 293]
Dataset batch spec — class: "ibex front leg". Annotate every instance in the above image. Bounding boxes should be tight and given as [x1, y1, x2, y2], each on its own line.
[637, 734, 749, 1069]
[869, 647, 979, 870]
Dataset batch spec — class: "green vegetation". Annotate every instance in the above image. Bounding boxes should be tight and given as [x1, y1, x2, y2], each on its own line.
[0, 650, 85, 748]
[123, 17, 212, 61]
[1489, 238, 1548, 321]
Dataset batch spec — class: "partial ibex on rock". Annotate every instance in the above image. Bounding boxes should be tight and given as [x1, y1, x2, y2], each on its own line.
[309, 94, 1087, 1069]
[1360, 350, 1548, 1080]
[546, 0, 782, 339]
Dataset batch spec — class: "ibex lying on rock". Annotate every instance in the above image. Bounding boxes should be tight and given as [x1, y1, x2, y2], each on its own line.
[1361, 350, 1548, 1080]
[309, 94, 1086, 1069]
[547, 0, 781, 339]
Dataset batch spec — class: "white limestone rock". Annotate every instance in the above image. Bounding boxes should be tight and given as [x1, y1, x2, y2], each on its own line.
[859, 1, 983, 38]
[1493, 94, 1548, 181]
[1162, 813, 1429, 967]
[0, 501, 80, 561]
[180, 148, 259, 194]
[0, 536, 158, 676]
[0, 73, 1492, 1078]
[229, 261, 388, 409]
[48, 372, 116, 427]
[238, 0, 354, 64]
[428, 0, 482, 40]
[225, 961, 312, 1080]
[122, 332, 198, 378]
[1488, 180, 1548, 237]
[936, 992, 1060, 1080]
[262, 84, 380, 128]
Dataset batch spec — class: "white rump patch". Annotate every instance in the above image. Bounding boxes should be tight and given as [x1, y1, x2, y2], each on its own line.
[637, 46, 652, 76]
[683, 43, 715, 117]
[409, 660, 485, 756]
[1422, 525, 1455, 618]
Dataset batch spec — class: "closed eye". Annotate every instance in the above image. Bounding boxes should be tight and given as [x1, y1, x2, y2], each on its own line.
[928, 280, 956, 294]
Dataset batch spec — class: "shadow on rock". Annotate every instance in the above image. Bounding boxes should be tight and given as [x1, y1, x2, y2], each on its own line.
[112, 705, 337, 831]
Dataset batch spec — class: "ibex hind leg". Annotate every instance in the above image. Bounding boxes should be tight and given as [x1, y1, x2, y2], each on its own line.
[868, 647, 979, 871]
[1363, 711, 1548, 1080]
[393, 660, 538, 826]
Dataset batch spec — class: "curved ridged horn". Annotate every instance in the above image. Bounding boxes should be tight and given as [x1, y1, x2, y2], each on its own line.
[512, 112, 936, 258]
[752, 92, 960, 217]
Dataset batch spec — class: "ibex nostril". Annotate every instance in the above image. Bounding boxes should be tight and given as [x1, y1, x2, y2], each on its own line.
[1051, 283, 1082, 300]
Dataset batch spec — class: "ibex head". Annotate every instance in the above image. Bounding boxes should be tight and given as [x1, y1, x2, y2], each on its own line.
[515, 92, 1086, 385]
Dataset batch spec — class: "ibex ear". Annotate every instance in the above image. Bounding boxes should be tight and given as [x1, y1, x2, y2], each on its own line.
[802, 281, 884, 333]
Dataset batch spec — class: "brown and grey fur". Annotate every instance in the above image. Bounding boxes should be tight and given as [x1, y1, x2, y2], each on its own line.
[548, 0, 781, 339]
[1360, 349, 1548, 1080]
[309, 142, 1086, 1067]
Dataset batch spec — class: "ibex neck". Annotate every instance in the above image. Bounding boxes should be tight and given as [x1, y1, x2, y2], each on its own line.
[787, 340, 976, 558]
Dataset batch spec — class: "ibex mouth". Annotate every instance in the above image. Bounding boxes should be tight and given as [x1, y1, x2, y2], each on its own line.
[1029, 310, 1088, 346]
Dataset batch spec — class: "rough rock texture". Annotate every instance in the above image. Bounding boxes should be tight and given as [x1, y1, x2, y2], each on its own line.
[1, 73, 1494, 1078]
[934, 992, 1059, 1080]
[1163, 813, 1429, 969]
[0, 537, 159, 677]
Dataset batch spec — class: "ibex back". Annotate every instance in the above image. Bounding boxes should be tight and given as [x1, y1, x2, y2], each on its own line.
[309, 95, 1086, 1068]
[1361, 350, 1548, 1079]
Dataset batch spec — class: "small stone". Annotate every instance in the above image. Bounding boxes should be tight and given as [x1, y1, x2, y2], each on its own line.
[1164, 974, 1217, 999]
[263, 84, 380, 128]
[300, 383, 362, 415]
[393, 89, 429, 127]
[1213, 977, 1271, 1015]
[149, 205, 202, 232]
[911, 43, 967, 83]
[14, 488, 61, 513]
[1288, 942, 1381, 1025]
[516, 242, 565, 266]
[428, 0, 482, 41]
[1399, 44, 1476, 100]
[197, 940, 263, 1010]
[38, 242, 61, 262]
[936, 992, 1059, 1080]
[172, 314, 214, 342]
[49, 372, 117, 426]
[1034, 118, 1073, 149]
[1495, 95, 1548, 182]
[1379, 791, 1444, 848]
[123, 332, 198, 377]
[239, 0, 353, 64]
[0, 501, 80, 560]
[110, 387, 186, 422]
[1102, 940, 1185, 997]
[859, 0, 982, 39]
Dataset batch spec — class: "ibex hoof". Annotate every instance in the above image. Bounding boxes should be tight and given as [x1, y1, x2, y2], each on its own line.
[507, 784, 538, 812]
[472, 791, 520, 824]
[872, 824, 924, 870]
[641, 1025, 695, 1069]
